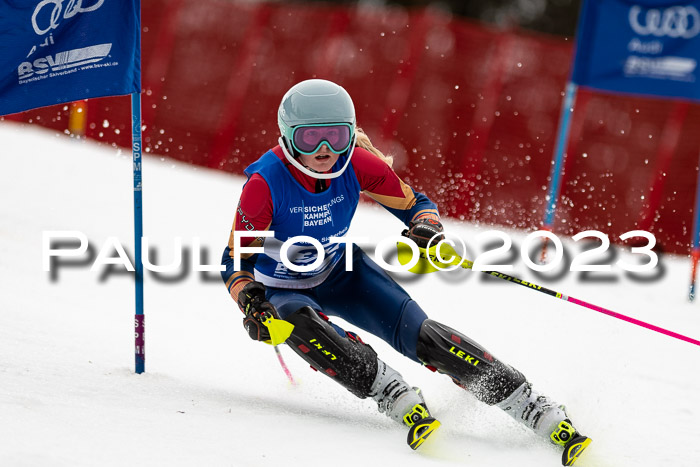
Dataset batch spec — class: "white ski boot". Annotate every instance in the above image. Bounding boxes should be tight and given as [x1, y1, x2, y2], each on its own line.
[370, 359, 441, 449]
[496, 382, 591, 465]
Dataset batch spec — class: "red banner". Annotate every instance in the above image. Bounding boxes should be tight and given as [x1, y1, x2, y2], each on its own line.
[5, 0, 699, 255]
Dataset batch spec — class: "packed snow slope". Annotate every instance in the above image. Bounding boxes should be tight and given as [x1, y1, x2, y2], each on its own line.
[1, 123, 699, 467]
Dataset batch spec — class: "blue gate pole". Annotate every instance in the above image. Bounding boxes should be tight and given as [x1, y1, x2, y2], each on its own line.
[543, 82, 578, 229]
[689, 151, 700, 302]
[131, 92, 145, 373]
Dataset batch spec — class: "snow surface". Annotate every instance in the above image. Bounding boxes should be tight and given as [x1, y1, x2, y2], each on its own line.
[1, 122, 699, 467]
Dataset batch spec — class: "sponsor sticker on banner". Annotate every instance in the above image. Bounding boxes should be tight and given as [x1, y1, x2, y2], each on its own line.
[0, 0, 141, 116]
[572, 0, 700, 101]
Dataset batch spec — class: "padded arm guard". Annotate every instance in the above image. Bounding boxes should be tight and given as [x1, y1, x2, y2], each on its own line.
[285, 307, 379, 398]
[416, 319, 526, 405]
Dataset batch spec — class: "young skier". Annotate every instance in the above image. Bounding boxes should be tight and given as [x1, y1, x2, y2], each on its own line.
[221, 79, 590, 465]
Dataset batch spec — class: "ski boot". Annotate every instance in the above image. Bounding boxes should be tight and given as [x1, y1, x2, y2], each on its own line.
[371, 359, 441, 450]
[497, 383, 591, 465]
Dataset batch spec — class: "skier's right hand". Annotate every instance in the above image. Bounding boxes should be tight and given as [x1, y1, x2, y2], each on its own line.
[237, 281, 279, 341]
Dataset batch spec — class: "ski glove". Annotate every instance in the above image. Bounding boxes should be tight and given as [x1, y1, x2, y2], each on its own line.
[403, 218, 444, 249]
[237, 281, 279, 342]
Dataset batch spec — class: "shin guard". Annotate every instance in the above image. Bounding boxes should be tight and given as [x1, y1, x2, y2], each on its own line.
[285, 306, 378, 398]
[416, 319, 525, 405]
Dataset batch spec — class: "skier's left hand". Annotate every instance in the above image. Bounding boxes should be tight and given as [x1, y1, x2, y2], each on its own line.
[403, 218, 444, 249]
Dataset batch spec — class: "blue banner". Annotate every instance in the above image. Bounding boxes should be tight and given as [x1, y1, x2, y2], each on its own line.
[572, 0, 700, 101]
[0, 0, 140, 116]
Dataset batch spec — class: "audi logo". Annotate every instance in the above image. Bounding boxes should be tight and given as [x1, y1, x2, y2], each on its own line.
[629, 5, 700, 39]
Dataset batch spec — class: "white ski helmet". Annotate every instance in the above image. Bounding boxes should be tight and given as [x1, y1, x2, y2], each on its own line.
[278, 79, 357, 179]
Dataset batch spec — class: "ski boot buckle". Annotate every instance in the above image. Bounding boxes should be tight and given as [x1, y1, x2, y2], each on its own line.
[403, 403, 430, 427]
[551, 420, 576, 446]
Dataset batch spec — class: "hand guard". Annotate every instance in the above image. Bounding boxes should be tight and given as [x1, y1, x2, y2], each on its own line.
[402, 218, 444, 249]
[237, 281, 279, 341]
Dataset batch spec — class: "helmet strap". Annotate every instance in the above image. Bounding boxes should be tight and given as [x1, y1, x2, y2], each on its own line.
[279, 136, 355, 180]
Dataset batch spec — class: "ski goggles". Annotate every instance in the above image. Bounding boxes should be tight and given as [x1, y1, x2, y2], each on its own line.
[291, 123, 354, 155]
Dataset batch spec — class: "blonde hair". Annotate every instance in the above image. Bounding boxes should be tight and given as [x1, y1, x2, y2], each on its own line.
[355, 127, 393, 167]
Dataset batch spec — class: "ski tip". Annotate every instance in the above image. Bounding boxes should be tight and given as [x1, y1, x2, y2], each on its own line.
[562, 435, 592, 466]
[407, 417, 441, 450]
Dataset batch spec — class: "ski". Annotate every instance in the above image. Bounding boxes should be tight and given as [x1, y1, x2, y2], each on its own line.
[562, 434, 592, 466]
[407, 416, 441, 450]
